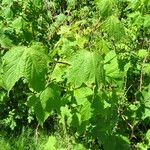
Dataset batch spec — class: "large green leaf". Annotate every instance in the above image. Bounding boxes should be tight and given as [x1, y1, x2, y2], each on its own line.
[104, 16, 125, 41]
[2, 44, 48, 91]
[23, 44, 48, 91]
[95, 0, 114, 17]
[2, 47, 25, 91]
[67, 50, 103, 88]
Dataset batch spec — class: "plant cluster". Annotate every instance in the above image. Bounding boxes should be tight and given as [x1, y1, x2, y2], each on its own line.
[0, 0, 150, 149]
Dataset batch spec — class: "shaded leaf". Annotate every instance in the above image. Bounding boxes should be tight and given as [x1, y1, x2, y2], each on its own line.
[27, 95, 46, 125]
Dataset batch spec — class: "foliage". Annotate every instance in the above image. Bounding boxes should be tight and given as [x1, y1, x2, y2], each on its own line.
[0, 0, 150, 149]
[0, 127, 83, 150]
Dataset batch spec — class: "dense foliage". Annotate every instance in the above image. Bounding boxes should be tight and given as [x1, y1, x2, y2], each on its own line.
[0, 0, 150, 149]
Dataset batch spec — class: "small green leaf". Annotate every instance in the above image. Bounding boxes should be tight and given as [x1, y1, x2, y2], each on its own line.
[2, 0, 13, 5]
[44, 136, 57, 150]
[146, 129, 150, 146]
[56, 13, 66, 22]
[32, 0, 42, 7]
[11, 17, 27, 33]
[40, 83, 61, 113]
[79, 100, 92, 122]
[138, 49, 149, 58]
[104, 50, 120, 78]
[60, 106, 72, 126]
[142, 90, 150, 119]
[51, 64, 67, 82]
[144, 15, 150, 27]
[74, 86, 93, 105]
[3, 8, 13, 19]
[144, 64, 150, 76]
[0, 36, 13, 48]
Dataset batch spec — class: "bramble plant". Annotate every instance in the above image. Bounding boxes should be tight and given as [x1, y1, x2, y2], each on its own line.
[0, 0, 150, 149]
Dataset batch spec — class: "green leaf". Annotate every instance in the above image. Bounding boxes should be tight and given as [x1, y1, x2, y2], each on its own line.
[74, 86, 93, 98]
[51, 64, 67, 82]
[40, 83, 61, 113]
[2, 44, 48, 91]
[138, 49, 149, 58]
[104, 16, 125, 41]
[11, 17, 27, 33]
[2, 0, 13, 5]
[0, 36, 13, 48]
[76, 35, 87, 49]
[60, 106, 72, 126]
[67, 50, 103, 88]
[144, 15, 150, 27]
[32, 0, 42, 7]
[27, 95, 46, 125]
[79, 100, 92, 122]
[2, 47, 25, 91]
[73, 144, 86, 150]
[44, 136, 57, 150]
[99, 134, 131, 150]
[146, 129, 150, 146]
[67, 0, 76, 9]
[58, 38, 76, 57]
[95, 0, 113, 17]
[144, 64, 150, 76]
[56, 13, 66, 22]
[74, 86, 93, 105]
[27, 83, 61, 125]
[104, 50, 120, 78]
[23, 45, 48, 91]
[141, 90, 150, 119]
[2, 7, 13, 19]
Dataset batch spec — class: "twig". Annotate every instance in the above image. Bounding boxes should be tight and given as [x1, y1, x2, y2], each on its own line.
[34, 124, 39, 144]
[121, 113, 136, 140]
[56, 61, 71, 66]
